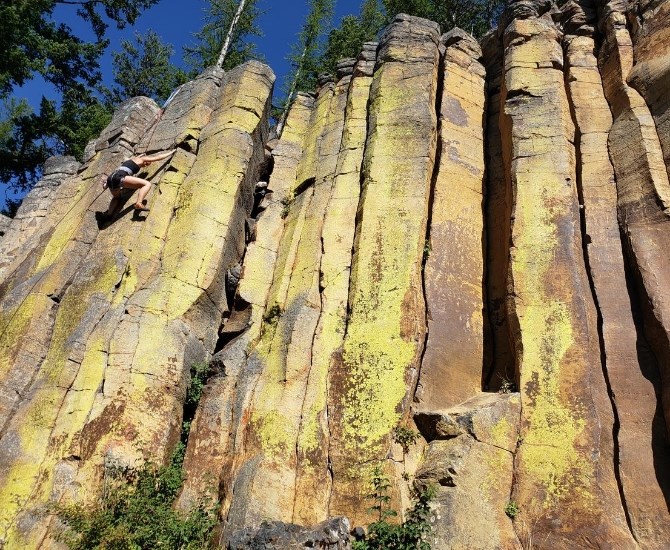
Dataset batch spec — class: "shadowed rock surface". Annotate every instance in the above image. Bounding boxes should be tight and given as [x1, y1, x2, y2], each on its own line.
[227, 517, 351, 550]
[2, 3, 670, 549]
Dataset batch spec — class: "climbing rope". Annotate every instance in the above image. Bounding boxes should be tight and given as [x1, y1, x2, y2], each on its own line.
[0, 85, 189, 341]
[0, 183, 107, 341]
[136, 85, 185, 155]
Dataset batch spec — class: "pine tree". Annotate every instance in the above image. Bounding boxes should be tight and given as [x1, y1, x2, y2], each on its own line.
[320, 0, 384, 76]
[277, 0, 335, 136]
[0, 0, 159, 193]
[185, 0, 263, 72]
[380, 0, 506, 37]
[110, 30, 189, 104]
[0, 0, 160, 97]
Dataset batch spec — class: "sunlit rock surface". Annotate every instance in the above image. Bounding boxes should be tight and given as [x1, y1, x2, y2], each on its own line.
[2, 2, 670, 548]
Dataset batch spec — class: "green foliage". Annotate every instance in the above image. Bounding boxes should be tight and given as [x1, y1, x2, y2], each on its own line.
[56, 89, 114, 159]
[0, 89, 112, 190]
[182, 360, 211, 441]
[0, 0, 157, 193]
[64, 0, 161, 41]
[185, 0, 263, 72]
[0, 0, 103, 97]
[0, 0, 159, 96]
[280, 0, 334, 116]
[368, 465, 397, 523]
[56, 447, 218, 550]
[320, 0, 385, 76]
[381, 0, 506, 38]
[110, 30, 189, 104]
[498, 376, 515, 394]
[263, 303, 282, 325]
[56, 359, 218, 549]
[505, 500, 519, 519]
[1, 198, 21, 218]
[394, 426, 420, 454]
[186, 362, 210, 414]
[279, 195, 293, 219]
[354, 465, 436, 550]
[422, 240, 431, 262]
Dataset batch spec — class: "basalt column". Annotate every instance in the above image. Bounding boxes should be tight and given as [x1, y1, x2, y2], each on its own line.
[565, 17, 670, 546]
[294, 49, 376, 526]
[328, 14, 439, 524]
[501, 13, 634, 547]
[177, 93, 315, 515]
[600, 4, 670, 442]
[0, 100, 161, 549]
[0, 62, 274, 548]
[68, 61, 274, 508]
[627, 0, 670, 180]
[0, 70, 223, 549]
[220, 69, 350, 534]
[0, 99, 159, 437]
[0, 156, 80, 280]
[415, 29, 487, 411]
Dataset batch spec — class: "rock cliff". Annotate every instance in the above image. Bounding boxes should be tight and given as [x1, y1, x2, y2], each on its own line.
[2, 1, 670, 548]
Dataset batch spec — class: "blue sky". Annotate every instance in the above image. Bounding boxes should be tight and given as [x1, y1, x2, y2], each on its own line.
[4, 0, 364, 209]
[19, 0, 365, 110]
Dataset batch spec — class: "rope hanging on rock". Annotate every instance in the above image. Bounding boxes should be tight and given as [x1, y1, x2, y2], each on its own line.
[136, 84, 185, 155]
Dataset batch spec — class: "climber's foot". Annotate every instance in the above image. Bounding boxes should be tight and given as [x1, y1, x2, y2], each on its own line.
[134, 203, 150, 212]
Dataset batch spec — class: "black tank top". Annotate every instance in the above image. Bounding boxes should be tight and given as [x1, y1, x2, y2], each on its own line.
[121, 159, 140, 174]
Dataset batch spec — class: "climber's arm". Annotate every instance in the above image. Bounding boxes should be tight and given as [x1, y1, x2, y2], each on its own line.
[135, 150, 176, 166]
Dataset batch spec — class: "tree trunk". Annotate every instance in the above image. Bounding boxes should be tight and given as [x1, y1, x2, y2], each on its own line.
[217, 0, 247, 69]
[276, 45, 307, 137]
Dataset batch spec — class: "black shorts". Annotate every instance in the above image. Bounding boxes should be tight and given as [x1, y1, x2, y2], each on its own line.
[107, 170, 127, 191]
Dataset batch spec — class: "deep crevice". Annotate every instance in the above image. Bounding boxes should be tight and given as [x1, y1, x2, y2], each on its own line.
[215, 148, 279, 356]
[505, 88, 541, 100]
[618, 228, 670, 515]
[294, 176, 316, 197]
[412, 44, 445, 408]
[482, 40, 516, 394]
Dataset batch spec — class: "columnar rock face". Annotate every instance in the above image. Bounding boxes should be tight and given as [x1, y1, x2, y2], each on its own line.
[0, 62, 274, 548]
[628, 0, 670, 180]
[2, 3, 670, 549]
[501, 10, 633, 546]
[330, 15, 439, 522]
[0, 156, 80, 279]
[416, 29, 487, 411]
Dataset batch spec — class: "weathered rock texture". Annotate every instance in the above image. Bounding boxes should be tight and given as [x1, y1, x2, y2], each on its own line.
[0, 214, 10, 238]
[0, 62, 274, 548]
[227, 517, 351, 550]
[2, 3, 670, 549]
[416, 29, 487, 411]
[0, 156, 80, 279]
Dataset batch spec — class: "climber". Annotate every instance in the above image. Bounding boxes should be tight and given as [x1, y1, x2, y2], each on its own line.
[102, 150, 176, 215]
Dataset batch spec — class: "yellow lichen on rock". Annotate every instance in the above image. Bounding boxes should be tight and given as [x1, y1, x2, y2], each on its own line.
[417, 31, 487, 411]
[234, 75, 346, 528]
[503, 15, 635, 547]
[0, 63, 275, 548]
[328, 15, 439, 523]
